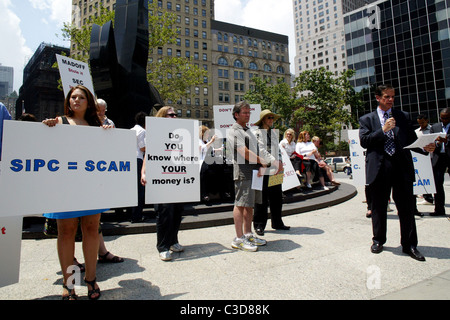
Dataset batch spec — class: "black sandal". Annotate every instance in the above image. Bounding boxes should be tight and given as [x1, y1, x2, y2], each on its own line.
[98, 251, 124, 263]
[85, 277, 101, 300]
[62, 284, 78, 300]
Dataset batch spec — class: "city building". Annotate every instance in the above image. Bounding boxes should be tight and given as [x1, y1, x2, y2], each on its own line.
[15, 43, 70, 120]
[211, 20, 290, 113]
[344, 0, 450, 123]
[71, 0, 290, 127]
[0, 64, 14, 99]
[292, 0, 376, 78]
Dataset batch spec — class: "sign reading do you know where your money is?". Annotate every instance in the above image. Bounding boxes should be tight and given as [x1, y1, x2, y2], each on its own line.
[145, 117, 200, 204]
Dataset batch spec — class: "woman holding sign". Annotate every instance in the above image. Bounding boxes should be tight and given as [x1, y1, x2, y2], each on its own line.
[141, 106, 185, 261]
[253, 110, 289, 236]
[42, 85, 106, 300]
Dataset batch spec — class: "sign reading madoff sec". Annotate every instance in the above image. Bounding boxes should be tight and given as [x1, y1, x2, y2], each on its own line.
[56, 54, 95, 99]
[0, 121, 137, 218]
[145, 117, 200, 204]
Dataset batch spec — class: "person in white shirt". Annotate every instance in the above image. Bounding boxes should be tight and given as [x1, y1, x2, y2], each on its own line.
[415, 114, 433, 205]
[130, 111, 147, 223]
[295, 130, 328, 190]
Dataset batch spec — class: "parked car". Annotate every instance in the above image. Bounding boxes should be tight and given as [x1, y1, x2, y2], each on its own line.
[325, 156, 351, 173]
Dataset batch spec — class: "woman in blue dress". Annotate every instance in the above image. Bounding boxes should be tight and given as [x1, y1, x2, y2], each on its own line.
[43, 85, 107, 300]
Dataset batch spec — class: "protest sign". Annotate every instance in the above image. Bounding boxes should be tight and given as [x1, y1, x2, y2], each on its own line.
[0, 121, 137, 217]
[145, 117, 200, 204]
[280, 147, 301, 191]
[56, 54, 95, 97]
[213, 104, 261, 138]
[348, 129, 366, 186]
[411, 151, 436, 195]
[0, 216, 22, 288]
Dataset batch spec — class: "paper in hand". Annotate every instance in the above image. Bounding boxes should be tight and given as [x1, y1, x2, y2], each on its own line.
[404, 133, 446, 149]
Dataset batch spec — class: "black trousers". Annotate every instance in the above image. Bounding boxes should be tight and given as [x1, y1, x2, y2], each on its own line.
[131, 158, 145, 221]
[369, 153, 418, 248]
[155, 203, 184, 252]
[253, 175, 284, 230]
[432, 153, 450, 214]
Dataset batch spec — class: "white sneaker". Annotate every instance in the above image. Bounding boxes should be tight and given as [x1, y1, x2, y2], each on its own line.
[159, 251, 172, 261]
[231, 237, 258, 252]
[170, 243, 184, 252]
[245, 233, 267, 246]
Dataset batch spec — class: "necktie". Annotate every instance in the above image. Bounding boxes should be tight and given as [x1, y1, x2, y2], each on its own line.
[384, 112, 395, 155]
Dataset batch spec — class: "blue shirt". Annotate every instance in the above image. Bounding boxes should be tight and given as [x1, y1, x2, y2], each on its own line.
[0, 103, 12, 160]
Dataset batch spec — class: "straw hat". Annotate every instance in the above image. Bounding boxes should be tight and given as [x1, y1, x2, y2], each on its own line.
[254, 109, 281, 126]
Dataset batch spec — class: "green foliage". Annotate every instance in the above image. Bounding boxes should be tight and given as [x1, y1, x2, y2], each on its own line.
[61, 6, 115, 63]
[244, 68, 363, 150]
[243, 77, 298, 132]
[293, 68, 362, 144]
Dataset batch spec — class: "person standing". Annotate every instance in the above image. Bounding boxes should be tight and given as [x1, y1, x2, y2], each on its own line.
[97, 99, 115, 127]
[141, 106, 185, 261]
[359, 84, 435, 262]
[226, 101, 269, 251]
[253, 109, 289, 236]
[42, 85, 106, 299]
[130, 111, 147, 223]
[415, 114, 434, 206]
[429, 108, 450, 216]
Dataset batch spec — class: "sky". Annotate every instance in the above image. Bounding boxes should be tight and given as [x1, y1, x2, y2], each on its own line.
[0, 0, 295, 93]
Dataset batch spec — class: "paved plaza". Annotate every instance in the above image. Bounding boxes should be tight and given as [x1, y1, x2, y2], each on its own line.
[0, 173, 449, 302]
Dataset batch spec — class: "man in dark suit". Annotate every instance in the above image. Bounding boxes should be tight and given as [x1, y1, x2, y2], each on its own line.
[429, 108, 450, 216]
[359, 84, 435, 261]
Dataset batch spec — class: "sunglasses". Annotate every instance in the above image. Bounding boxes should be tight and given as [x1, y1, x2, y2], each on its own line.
[167, 113, 177, 117]
[267, 116, 275, 120]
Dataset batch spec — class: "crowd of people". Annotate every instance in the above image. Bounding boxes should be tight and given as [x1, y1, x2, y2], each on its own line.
[1, 83, 448, 300]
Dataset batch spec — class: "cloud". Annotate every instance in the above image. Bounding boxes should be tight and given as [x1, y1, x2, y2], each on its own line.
[0, 0, 33, 92]
[214, 0, 295, 74]
[28, 0, 71, 27]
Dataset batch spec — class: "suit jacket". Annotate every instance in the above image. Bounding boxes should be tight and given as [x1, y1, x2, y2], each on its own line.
[359, 108, 418, 185]
[429, 122, 450, 166]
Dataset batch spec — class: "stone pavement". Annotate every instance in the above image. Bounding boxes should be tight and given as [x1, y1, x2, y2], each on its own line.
[0, 172, 449, 302]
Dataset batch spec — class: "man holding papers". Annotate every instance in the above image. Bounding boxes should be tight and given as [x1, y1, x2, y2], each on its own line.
[226, 101, 269, 252]
[429, 108, 450, 216]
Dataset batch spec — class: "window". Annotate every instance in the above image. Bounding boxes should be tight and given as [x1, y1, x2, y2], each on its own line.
[234, 59, 244, 68]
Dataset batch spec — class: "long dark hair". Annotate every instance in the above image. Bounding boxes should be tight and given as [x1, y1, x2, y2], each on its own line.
[64, 85, 102, 127]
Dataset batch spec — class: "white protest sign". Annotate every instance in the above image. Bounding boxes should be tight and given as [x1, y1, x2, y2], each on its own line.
[0, 216, 22, 288]
[145, 117, 200, 204]
[280, 147, 301, 191]
[213, 104, 261, 138]
[56, 54, 95, 98]
[0, 121, 137, 217]
[348, 129, 366, 186]
[411, 151, 436, 195]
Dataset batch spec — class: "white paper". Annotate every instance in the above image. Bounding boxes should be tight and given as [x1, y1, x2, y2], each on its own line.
[405, 133, 446, 149]
[251, 170, 263, 190]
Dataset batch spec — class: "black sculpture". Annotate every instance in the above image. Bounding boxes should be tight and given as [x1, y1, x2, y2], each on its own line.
[89, 0, 163, 129]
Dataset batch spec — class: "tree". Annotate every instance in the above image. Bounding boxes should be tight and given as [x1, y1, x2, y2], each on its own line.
[243, 76, 299, 133]
[60, 2, 207, 103]
[293, 68, 362, 144]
